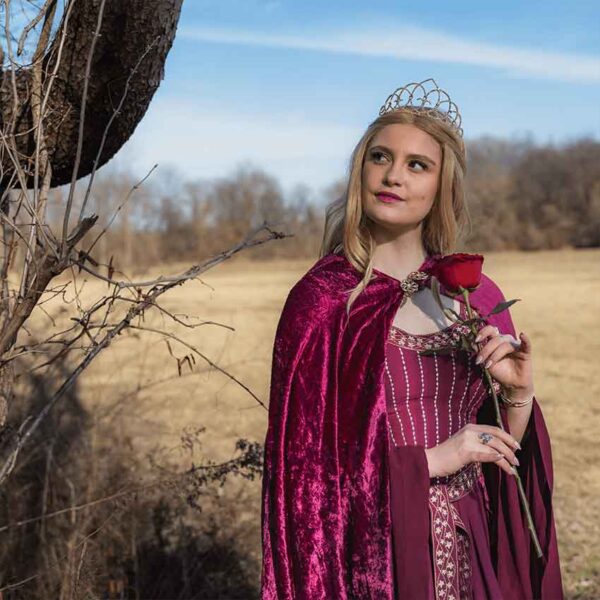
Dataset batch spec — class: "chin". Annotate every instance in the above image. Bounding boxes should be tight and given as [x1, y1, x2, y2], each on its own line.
[368, 216, 418, 235]
[366, 204, 407, 224]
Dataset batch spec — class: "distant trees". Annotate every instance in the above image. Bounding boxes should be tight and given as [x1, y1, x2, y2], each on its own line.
[462, 135, 531, 250]
[464, 136, 600, 250]
[508, 139, 600, 249]
[57, 164, 323, 271]
[67, 135, 599, 271]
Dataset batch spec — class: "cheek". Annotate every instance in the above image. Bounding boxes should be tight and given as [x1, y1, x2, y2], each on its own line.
[362, 163, 375, 186]
[418, 174, 439, 202]
[361, 166, 375, 200]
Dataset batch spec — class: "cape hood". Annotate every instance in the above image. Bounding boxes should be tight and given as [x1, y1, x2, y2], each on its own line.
[260, 252, 563, 599]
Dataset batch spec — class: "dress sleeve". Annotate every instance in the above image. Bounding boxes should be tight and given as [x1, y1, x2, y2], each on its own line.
[387, 445, 431, 597]
[476, 285, 564, 599]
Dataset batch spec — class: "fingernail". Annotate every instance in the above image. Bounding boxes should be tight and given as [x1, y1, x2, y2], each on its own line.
[475, 335, 481, 343]
[513, 441, 521, 450]
[484, 359, 492, 369]
[475, 355, 483, 365]
[514, 457, 520, 466]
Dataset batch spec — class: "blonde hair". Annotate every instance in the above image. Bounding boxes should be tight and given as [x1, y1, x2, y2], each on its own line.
[319, 108, 470, 314]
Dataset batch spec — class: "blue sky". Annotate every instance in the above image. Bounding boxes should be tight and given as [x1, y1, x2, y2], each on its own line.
[116, 0, 600, 197]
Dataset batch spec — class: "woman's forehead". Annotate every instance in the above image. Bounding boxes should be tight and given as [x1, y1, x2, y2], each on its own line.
[370, 123, 440, 156]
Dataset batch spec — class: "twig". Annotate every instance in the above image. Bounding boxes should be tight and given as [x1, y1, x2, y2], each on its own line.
[16, 0, 56, 56]
[61, 0, 107, 249]
[83, 163, 158, 257]
[0, 451, 258, 533]
[129, 324, 266, 410]
[0, 509, 119, 593]
[78, 37, 161, 223]
[81, 221, 291, 289]
[0, 223, 283, 484]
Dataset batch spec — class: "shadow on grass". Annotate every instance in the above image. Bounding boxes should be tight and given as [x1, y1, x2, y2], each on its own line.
[0, 364, 262, 599]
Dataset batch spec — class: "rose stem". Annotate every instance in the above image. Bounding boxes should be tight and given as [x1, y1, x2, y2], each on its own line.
[461, 288, 544, 559]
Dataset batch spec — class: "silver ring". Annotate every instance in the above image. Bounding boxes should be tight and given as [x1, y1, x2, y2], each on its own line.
[478, 432, 493, 445]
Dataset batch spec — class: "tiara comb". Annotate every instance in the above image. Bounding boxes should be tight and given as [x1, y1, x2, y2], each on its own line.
[378, 78, 463, 137]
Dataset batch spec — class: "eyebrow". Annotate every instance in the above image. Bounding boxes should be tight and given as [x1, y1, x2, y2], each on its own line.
[369, 145, 438, 167]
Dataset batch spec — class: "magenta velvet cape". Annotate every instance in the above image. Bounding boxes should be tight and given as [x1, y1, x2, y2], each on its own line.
[260, 253, 563, 599]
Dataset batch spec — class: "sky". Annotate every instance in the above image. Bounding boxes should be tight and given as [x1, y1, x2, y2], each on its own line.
[115, 0, 600, 198]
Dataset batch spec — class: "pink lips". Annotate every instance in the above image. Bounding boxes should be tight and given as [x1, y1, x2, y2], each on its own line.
[376, 192, 405, 203]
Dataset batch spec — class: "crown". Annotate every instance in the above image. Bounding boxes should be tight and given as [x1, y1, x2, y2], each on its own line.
[378, 78, 463, 137]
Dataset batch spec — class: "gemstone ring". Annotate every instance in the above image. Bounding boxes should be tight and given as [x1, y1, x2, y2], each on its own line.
[478, 432, 493, 445]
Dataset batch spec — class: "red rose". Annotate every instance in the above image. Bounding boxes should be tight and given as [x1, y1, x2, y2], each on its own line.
[429, 253, 484, 294]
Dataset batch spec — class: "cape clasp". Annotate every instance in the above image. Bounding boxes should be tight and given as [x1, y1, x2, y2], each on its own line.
[398, 270, 431, 307]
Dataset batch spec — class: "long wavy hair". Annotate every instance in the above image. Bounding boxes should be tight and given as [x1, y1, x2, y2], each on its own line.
[319, 108, 470, 313]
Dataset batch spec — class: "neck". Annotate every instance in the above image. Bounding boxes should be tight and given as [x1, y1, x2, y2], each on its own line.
[370, 224, 428, 281]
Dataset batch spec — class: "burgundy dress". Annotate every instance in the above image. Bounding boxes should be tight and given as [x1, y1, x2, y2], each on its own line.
[385, 301, 505, 600]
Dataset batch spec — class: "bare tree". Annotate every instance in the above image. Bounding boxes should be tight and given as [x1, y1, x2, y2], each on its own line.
[0, 0, 286, 494]
[0, 0, 185, 187]
[507, 138, 600, 249]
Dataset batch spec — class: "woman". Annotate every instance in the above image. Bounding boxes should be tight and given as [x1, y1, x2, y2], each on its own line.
[260, 78, 563, 599]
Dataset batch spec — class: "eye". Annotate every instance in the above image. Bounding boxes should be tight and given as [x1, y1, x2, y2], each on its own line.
[409, 159, 428, 172]
[370, 150, 388, 163]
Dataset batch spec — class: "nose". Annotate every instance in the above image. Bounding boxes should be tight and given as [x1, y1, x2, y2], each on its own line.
[383, 161, 406, 187]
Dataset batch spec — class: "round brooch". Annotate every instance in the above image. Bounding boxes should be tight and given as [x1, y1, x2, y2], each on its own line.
[399, 270, 430, 306]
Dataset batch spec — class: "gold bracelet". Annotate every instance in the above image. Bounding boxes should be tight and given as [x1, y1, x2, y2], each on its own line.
[500, 390, 534, 408]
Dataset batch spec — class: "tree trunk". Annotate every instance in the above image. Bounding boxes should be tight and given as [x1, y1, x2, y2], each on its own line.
[0, 0, 184, 188]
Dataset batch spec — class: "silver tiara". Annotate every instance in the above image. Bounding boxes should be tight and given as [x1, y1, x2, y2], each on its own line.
[378, 78, 463, 138]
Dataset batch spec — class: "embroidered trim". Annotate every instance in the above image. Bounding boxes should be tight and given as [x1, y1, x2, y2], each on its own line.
[388, 322, 471, 351]
[387, 301, 472, 351]
[428, 461, 482, 600]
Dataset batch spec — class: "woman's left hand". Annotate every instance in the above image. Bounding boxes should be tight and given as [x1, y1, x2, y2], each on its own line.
[472, 325, 534, 395]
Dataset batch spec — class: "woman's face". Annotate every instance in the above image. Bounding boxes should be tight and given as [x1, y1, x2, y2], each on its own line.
[361, 123, 442, 238]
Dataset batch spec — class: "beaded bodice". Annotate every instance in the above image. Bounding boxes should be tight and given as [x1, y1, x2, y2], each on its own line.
[384, 301, 499, 455]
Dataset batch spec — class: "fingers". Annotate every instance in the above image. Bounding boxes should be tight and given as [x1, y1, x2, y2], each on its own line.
[467, 423, 520, 450]
[474, 324, 521, 349]
[480, 340, 516, 368]
[476, 448, 516, 476]
[474, 323, 521, 349]
[474, 324, 500, 343]
[481, 436, 519, 467]
[472, 333, 520, 368]
[468, 424, 520, 476]
[517, 331, 531, 354]
[470, 425, 520, 476]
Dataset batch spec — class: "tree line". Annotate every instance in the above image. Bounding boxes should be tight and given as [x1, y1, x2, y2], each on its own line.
[44, 135, 600, 271]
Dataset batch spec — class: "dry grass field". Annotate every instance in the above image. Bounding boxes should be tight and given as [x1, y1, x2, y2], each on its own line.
[26, 247, 600, 597]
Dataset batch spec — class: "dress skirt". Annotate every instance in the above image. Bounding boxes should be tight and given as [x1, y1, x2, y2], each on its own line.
[424, 463, 504, 599]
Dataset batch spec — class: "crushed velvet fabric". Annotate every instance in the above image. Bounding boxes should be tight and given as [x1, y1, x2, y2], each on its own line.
[260, 252, 563, 599]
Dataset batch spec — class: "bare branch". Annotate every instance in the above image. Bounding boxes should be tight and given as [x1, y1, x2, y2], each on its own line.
[78, 38, 161, 223]
[129, 324, 266, 410]
[16, 0, 56, 57]
[0, 449, 259, 533]
[61, 0, 107, 248]
[0, 223, 283, 484]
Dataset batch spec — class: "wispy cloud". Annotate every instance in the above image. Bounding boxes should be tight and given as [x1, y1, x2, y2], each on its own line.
[180, 24, 600, 84]
[120, 99, 358, 192]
